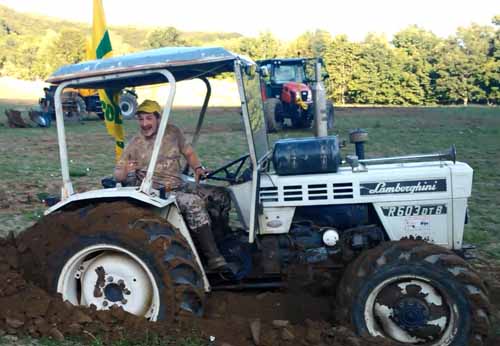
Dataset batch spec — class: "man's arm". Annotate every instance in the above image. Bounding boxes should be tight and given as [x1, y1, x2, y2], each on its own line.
[183, 146, 208, 183]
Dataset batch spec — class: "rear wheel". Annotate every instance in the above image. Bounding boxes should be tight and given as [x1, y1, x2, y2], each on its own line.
[119, 92, 138, 120]
[74, 95, 88, 119]
[336, 240, 490, 346]
[17, 201, 205, 321]
[263, 98, 281, 132]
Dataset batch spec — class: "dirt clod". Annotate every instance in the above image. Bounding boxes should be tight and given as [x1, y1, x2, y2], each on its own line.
[272, 319, 289, 328]
[249, 318, 261, 345]
[281, 327, 295, 341]
[49, 327, 65, 341]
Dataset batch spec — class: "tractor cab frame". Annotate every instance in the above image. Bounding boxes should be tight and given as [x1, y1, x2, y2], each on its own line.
[46, 47, 268, 246]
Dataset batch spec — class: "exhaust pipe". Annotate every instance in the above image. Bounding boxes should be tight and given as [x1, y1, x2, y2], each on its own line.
[347, 145, 457, 172]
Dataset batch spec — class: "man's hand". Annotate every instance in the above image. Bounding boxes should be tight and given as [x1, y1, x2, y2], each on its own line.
[126, 160, 139, 174]
[194, 166, 209, 183]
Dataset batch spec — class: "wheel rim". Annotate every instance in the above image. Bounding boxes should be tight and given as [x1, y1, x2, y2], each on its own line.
[364, 275, 457, 345]
[57, 244, 161, 321]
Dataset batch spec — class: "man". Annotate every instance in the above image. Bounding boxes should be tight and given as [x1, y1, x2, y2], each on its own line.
[114, 99, 231, 272]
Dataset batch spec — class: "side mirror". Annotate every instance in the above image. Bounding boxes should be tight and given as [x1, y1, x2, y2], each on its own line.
[245, 64, 256, 78]
[260, 66, 269, 77]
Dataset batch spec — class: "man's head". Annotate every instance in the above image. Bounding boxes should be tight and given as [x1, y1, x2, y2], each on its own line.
[136, 100, 161, 138]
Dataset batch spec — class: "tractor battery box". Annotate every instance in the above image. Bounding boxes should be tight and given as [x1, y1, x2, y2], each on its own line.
[272, 136, 341, 175]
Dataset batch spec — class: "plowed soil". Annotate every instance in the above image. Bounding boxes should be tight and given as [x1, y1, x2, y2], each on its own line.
[1, 215, 499, 346]
[0, 231, 392, 346]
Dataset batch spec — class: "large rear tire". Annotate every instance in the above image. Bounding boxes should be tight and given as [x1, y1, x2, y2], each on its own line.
[17, 201, 205, 321]
[119, 93, 138, 120]
[336, 240, 490, 346]
[74, 95, 88, 119]
[263, 98, 281, 132]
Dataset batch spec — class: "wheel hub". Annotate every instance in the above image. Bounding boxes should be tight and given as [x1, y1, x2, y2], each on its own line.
[80, 253, 153, 315]
[366, 277, 454, 344]
[392, 297, 430, 331]
[57, 245, 160, 320]
[104, 283, 125, 302]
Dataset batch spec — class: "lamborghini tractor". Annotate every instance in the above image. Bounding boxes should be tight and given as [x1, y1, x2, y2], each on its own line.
[19, 47, 490, 346]
[39, 85, 138, 121]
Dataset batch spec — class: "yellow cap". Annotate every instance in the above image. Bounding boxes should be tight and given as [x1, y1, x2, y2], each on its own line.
[136, 99, 161, 115]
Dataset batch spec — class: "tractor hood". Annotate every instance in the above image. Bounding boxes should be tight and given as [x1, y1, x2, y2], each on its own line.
[283, 82, 311, 93]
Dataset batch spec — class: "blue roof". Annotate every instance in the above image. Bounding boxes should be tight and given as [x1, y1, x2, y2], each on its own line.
[47, 47, 253, 88]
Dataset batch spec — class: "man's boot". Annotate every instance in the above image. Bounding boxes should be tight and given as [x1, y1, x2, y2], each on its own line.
[192, 224, 227, 271]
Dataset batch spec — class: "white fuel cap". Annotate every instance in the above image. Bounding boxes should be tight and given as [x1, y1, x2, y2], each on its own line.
[322, 229, 340, 247]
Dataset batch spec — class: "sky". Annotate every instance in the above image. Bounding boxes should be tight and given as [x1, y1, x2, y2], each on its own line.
[0, 0, 499, 41]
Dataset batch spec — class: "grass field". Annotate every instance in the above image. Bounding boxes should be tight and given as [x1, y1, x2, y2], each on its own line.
[0, 102, 499, 345]
[0, 103, 499, 258]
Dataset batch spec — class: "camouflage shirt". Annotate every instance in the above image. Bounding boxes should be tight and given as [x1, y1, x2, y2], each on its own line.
[117, 124, 191, 190]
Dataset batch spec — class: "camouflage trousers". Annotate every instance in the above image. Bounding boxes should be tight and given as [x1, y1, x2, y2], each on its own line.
[173, 182, 231, 235]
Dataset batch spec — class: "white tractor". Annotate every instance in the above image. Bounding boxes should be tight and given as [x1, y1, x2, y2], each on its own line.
[18, 47, 490, 346]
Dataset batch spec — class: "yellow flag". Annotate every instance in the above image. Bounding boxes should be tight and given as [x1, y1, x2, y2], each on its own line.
[90, 0, 124, 160]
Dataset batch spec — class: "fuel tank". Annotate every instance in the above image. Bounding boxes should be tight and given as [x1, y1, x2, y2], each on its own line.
[272, 136, 341, 175]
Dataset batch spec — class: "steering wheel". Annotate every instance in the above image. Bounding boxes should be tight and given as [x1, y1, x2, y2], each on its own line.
[204, 154, 250, 184]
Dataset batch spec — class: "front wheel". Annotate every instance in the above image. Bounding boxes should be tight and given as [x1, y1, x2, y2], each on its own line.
[336, 240, 490, 346]
[17, 201, 205, 321]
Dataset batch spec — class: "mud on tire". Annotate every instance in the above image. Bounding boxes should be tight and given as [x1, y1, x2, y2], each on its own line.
[16, 201, 205, 321]
[336, 240, 490, 346]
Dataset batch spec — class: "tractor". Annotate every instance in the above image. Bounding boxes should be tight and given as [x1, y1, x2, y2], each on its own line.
[39, 85, 138, 121]
[257, 57, 334, 131]
[19, 47, 490, 346]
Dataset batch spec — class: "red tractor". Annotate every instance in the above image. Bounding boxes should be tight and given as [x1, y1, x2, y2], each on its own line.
[257, 57, 334, 132]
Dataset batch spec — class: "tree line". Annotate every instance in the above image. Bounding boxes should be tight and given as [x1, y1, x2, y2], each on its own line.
[0, 5, 498, 105]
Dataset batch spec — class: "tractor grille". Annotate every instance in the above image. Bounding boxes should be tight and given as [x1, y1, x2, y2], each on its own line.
[307, 184, 328, 200]
[283, 185, 303, 201]
[260, 182, 354, 204]
[260, 186, 278, 202]
[333, 183, 353, 199]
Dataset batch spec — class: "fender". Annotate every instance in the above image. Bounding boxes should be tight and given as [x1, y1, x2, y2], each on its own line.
[44, 187, 175, 215]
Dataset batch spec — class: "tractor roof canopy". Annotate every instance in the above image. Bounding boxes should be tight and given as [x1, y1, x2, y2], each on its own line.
[46, 47, 254, 89]
[256, 58, 316, 65]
